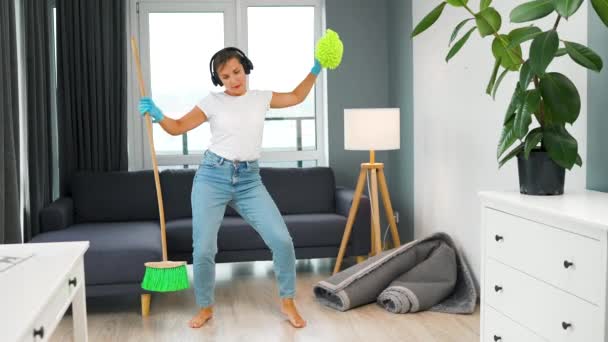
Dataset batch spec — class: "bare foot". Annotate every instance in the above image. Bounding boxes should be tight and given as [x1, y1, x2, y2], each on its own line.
[188, 306, 213, 328]
[280, 298, 306, 328]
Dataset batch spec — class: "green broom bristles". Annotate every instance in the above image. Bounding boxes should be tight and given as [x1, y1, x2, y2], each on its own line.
[141, 264, 189, 292]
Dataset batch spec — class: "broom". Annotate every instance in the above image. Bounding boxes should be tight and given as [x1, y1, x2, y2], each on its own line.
[131, 37, 189, 292]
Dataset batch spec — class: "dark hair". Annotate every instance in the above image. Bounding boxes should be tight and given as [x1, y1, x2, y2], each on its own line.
[209, 47, 254, 86]
[213, 49, 244, 76]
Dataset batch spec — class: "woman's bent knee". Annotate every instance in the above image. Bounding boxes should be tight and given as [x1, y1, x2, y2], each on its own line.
[193, 248, 217, 262]
[273, 234, 294, 251]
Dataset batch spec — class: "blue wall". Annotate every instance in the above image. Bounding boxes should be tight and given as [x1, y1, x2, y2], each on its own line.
[387, 0, 414, 241]
[325, 0, 391, 188]
[326, 0, 414, 241]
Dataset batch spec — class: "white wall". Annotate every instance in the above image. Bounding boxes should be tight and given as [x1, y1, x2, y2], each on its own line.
[412, 1, 588, 287]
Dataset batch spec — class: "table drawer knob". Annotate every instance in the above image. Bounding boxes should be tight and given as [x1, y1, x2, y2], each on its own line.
[68, 277, 77, 287]
[495, 235, 504, 242]
[563, 260, 574, 269]
[493, 335, 502, 342]
[562, 322, 572, 330]
[494, 285, 503, 292]
[33, 326, 44, 338]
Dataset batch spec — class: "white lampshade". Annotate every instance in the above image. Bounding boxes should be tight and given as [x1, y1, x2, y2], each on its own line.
[344, 108, 400, 150]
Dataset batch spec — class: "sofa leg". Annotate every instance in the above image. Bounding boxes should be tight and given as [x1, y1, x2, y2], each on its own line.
[355, 255, 366, 264]
[141, 294, 151, 317]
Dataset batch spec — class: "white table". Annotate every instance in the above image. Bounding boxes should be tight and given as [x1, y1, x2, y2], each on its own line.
[0, 241, 90, 342]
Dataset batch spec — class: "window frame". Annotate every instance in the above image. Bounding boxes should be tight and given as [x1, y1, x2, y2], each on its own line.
[126, 0, 327, 170]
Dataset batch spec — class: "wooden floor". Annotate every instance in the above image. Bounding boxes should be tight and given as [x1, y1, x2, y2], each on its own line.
[51, 257, 480, 342]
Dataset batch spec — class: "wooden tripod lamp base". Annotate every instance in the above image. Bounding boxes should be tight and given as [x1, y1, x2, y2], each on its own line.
[333, 150, 401, 275]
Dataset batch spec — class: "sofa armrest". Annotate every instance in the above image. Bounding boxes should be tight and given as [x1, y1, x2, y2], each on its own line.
[335, 187, 371, 256]
[40, 197, 74, 232]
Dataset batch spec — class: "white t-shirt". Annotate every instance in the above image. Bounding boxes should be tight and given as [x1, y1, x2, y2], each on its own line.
[196, 90, 273, 161]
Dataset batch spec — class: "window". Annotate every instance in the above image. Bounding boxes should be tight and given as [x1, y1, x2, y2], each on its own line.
[129, 0, 325, 169]
[247, 6, 316, 153]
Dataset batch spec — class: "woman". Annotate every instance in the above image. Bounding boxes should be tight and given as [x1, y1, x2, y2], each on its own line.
[138, 46, 326, 329]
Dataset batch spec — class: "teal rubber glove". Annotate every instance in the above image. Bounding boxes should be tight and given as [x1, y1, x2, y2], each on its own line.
[138, 97, 164, 123]
[311, 59, 322, 76]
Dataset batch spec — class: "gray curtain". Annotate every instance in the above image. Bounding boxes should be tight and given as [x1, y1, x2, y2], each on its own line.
[56, 0, 128, 197]
[23, 0, 53, 241]
[1, 0, 22, 244]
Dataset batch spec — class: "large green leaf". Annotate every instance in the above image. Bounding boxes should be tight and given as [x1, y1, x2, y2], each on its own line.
[564, 41, 604, 72]
[481, 0, 493, 10]
[552, 0, 584, 18]
[519, 60, 534, 90]
[492, 35, 523, 70]
[510, 0, 555, 23]
[476, 7, 502, 37]
[543, 103, 556, 124]
[544, 124, 578, 169]
[497, 116, 519, 159]
[446, 0, 468, 7]
[499, 144, 524, 168]
[492, 68, 510, 99]
[529, 30, 558, 75]
[591, 0, 608, 27]
[449, 18, 475, 46]
[487, 58, 502, 95]
[576, 153, 583, 166]
[446, 27, 477, 62]
[412, 2, 447, 38]
[514, 89, 541, 138]
[507, 26, 543, 48]
[524, 128, 544, 159]
[504, 86, 523, 124]
[539, 72, 581, 124]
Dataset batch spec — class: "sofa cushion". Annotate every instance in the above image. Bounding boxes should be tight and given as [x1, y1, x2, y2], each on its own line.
[160, 167, 336, 218]
[160, 169, 241, 218]
[160, 169, 239, 221]
[71, 170, 159, 223]
[160, 169, 196, 220]
[283, 213, 348, 247]
[166, 213, 348, 252]
[166, 218, 194, 253]
[29, 222, 161, 285]
[260, 167, 336, 214]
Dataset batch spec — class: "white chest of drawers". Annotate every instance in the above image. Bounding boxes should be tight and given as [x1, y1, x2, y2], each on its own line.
[0, 241, 89, 342]
[479, 190, 608, 342]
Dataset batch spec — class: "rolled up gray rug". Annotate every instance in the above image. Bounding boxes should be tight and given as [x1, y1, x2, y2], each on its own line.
[376, 241, 456, 313]
[313, 232, 477, 314]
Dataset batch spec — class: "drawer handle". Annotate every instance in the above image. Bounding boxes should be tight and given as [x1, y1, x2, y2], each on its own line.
[495, 235, 504, 242]
[563, 260, 574, 269]
[493, 335, 502, 341]
[562, 322, 572, 330]
[494, 285, 503, 292]
[68, 277, 77, 287]
[33, 326, 44, 338]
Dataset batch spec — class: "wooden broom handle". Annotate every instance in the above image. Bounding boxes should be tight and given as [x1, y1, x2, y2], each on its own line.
[130, 37, 168, 262]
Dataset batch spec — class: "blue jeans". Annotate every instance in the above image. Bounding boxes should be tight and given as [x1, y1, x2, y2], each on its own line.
[191, 150, 296, 307]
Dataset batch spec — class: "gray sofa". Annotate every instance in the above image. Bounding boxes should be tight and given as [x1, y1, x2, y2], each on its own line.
[30, 167, 371, 300]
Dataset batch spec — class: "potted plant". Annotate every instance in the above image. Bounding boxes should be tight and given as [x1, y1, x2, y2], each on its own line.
[412, 0, 608, 195]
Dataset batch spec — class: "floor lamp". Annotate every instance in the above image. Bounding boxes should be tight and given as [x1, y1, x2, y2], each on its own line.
[333, 108, 402, 275]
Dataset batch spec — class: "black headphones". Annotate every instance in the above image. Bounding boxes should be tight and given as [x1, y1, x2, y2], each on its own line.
[209, 47, 254, 87]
